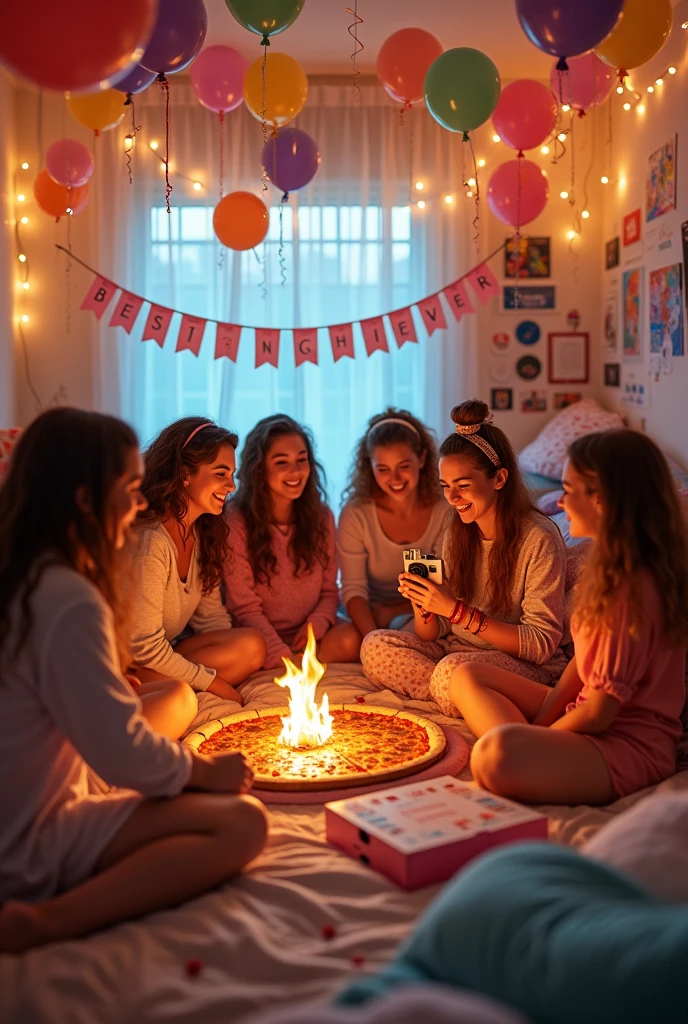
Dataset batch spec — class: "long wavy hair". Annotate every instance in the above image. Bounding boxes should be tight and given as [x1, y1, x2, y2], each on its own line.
[137, 417, 238, 595]
[569, 430, 688, 645]
[232, 414, 330, 585]
[0, 407, 138, 670]
[342, 407, 443, 507]
[439, 398, 542, 615]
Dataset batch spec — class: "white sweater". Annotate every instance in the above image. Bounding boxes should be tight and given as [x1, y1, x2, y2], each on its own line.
[130, 524, 232, 691]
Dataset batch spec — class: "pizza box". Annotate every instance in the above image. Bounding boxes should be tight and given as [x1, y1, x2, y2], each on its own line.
[325, 775, 548, 890]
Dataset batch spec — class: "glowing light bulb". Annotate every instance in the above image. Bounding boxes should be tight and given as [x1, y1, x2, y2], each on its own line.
[467, 177, 476, 187]
[149, 140, 159, 151]
[562, 103, 570, 112]
[647, 85, 654, 93]
[193, 181, 202, 191]
[417, 200, 426, 209]
[65, 207, 73, 215]
[415, 181, 424, 191]
[560, 190, 569, 199]
[21, 161, 29, 170]
[601, 175, 609, 184]
[655, 78, 663, 86]
[637, 103, 645, 114]
[465, 190, 473, 198]
[20, 314, 29, 323]
[18, 253, 26, 263]
[669, 66, 677, 75]
[682, 20, 688, 30]
[124, 135, 134, 151]
[22, 281, 30, 290]
[492, 133, 500, 143]
[566, 229, 576, 240]
[16, 194, 25, 203]
[444, 194, 454, 204]
[20, 215, 28, 224]
[540, 145, 550, 155]
[582, 210, 590, 219]
[623, 102, 631, 110]
[616, 85, 624, 94]
[557, 132, 566, 142]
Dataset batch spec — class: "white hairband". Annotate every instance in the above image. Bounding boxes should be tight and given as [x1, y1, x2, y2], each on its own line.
[370, 417, 421, 438]
[455, 418, 501, 467]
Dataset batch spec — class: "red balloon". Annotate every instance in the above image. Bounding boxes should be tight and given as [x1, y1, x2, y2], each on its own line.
[377, 28, 443, 107]
[0, 0, 158, 93]
[492, 80, 556, 152]
[33, 170, 89, 221]
[487, 159, 549, 227]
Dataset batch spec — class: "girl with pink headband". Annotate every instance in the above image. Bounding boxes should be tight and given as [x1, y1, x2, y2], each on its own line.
[361, 398, 570, 712]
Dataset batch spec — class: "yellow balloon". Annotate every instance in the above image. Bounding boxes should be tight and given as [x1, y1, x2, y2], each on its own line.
[67, 89, 125, 134]
[243, 52, 307, 129]
[595, 0, 673, 72]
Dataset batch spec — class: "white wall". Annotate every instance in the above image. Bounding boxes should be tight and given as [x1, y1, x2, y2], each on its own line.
[0, 68, 16, 425]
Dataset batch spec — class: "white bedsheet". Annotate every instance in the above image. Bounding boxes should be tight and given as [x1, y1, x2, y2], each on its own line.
[2, 664, 687, 1024]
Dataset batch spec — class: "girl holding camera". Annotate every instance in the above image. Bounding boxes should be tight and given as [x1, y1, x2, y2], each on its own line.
[360, 400, 569, 711]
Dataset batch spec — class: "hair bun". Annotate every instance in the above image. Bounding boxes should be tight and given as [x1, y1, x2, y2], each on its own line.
[450, 399, 490, 428]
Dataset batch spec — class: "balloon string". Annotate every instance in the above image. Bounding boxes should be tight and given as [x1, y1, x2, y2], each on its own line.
[467, 136, 480, 246]
[65, 212, 72, 335]
[124, 94, 141, 186]
[408, 104, 414, 204]
[261, 45, 269, 193]
[253, 247, 267, 302]
[157, 73, 172, 214]
[513, 152, 523, 302]
[346, 0, 363, 101]
[218, 110, 224, 200]
[279, 197, 287, 286]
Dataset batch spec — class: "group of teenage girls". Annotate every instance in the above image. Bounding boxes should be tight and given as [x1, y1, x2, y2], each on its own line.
[0, 397, 687, 953]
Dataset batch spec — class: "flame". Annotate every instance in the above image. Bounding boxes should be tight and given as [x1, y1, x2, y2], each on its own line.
[275, 623, 333, 749]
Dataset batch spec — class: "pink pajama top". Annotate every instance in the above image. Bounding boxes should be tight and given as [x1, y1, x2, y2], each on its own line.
[569, 571, 686, 797]
[223, 503, 339, 669]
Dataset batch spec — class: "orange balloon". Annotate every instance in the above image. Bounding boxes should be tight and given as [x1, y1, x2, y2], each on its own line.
[213, 191, 269, 251]
[33, 169, 89, 220]
[377, 28, 443, 106]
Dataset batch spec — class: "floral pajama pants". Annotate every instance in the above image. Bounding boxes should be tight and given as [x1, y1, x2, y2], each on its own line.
[360, 628, 566, 718]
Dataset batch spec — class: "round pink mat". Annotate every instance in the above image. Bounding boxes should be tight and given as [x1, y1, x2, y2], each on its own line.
[256, 726, 469, 805]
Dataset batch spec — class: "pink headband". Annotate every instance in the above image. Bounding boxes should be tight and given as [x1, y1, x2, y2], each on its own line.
[182, 422, 213, 449]
[369, 417, 421, 438]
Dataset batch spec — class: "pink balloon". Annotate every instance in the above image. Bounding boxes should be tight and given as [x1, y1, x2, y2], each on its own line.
[190, 45, 248, 114]
[45, 138, 94, 188]
[491, 80, 556, 151]
[487, 158, 549, 227]
[549, 52, 613, 112]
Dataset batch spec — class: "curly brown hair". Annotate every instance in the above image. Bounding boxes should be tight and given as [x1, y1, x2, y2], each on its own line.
[232, 414, 330, 586]
[137, 417, 238, 595]
[342, 407, 443, 507]
[439, 398, 542, 615]
[0, 407, 138, 671]
[569, 430, 688, 645]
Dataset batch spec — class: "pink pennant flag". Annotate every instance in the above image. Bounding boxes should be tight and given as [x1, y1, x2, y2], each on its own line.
[215, 322, 241, 361]
[256, 328, 280, 368]
[329, 323, 355, 362]
[293, 328, 318, 367]
[176, 314, 207, 356]
[388, 307, 417, 348]
[108, 290, 144, 334]
[360, 317, 389, 357]
[416, 294, 447, 336]
[80, 275, 117, 320]
[141, 304, 174, 348]
[443, 279, 476, 323]
[467, 263, 500, 306]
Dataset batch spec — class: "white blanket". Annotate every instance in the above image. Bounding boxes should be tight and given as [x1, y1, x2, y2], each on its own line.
[2, 664, 687, 1024]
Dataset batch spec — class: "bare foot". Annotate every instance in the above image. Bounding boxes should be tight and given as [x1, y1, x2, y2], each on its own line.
[0, 901, 56, 954]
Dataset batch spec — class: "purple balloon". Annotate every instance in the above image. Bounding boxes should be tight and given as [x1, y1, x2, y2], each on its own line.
[262, 128, 321, 195]
[516, 0, 624, 60]
[114, 63, 157, 95]
[140, 0, 208, 76]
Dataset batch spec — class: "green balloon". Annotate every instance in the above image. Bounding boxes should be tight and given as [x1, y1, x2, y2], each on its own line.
[424, 48, 501, 136]
[225, 0, 305, 42]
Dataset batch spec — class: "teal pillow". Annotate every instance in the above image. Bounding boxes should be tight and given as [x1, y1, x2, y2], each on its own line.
[338, 844, 688, 1024]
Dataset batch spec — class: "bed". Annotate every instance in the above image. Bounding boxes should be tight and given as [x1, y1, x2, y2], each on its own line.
[3, 662, 687, 1024]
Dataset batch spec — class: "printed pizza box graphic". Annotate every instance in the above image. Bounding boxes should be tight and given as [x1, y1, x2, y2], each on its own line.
[325, 776, 547, 890]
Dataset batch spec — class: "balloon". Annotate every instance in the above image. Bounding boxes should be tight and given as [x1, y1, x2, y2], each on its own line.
[487, 159, 549, 227]
[492, 80, 556, 151]
[516, 0, 624, 61]
[114, 64, 157, 95]
[213, 192, 269, 251]
[244, 53, 307, 128]
[67, 90, 125, 135]
[45, 139, 94, 188]
[262, 128, 320, 194]
[595, 0, 673, 72]
[190, 45, 248, 113]
[424, 48, 501, 136]
[549, 53, 613, 111]
[225, 0, 305, 42]
[0, 0, 157, 93]
[33, 170, 89, 220]
[376, 28, 443, 107]
[140, 0, 207, 75]
[629, 0, 688, 91]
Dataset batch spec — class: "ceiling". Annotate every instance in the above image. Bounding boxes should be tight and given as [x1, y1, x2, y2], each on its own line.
[204, 0, 554, 78]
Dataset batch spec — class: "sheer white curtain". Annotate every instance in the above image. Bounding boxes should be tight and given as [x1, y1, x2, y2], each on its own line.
[93, 80, 477, 503]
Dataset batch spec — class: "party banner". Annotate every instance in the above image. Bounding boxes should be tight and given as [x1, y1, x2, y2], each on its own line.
[142, 304, 174, 348]
[109, 290, 144, 333]
[360, 316, 389, 356]
[329, 323, 355, 362]
[176, 314, 207, 356]
[80, 275, 117, 320]
[388, 307, 417, 347]
[256, 328, 280, 368]
[467, 264, 500, 306]
[215, 322, 241, 361]
[416, 293, 447, 336]
[443, 279, 475, 323]
[293, 328, 318, 367]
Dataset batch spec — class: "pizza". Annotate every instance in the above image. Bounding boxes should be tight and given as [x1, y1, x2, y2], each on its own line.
[189, 706, 446, 791]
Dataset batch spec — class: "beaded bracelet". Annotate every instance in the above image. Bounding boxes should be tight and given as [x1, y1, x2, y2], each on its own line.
[471, 611, 488, 636]
[465, 606, 478, 632]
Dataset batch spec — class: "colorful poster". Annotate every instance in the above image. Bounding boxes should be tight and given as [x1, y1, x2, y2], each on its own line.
[520, 390, 547, 412]
[646, 136, 677, 223]
[623, 209, 641, 246]
[504, 236, 551, 278]
[649, 263, 684, 357]
[622, 267, 642, 359]
[682, 220, 688, 314]
[502, 285, 556, 311]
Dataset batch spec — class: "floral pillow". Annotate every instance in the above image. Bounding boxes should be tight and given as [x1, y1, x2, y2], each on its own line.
[0, 428, 21, 483]
[519, 399, 625, 481]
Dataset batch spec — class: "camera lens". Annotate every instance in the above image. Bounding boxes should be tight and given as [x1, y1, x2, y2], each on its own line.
[408, 562, 429, 579]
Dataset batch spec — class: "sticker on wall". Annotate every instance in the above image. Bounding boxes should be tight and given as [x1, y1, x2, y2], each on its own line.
[605, 237, 620, 270]
[520, 390, 547, 412]
[491, 331, 511, 352]
[516, 354, 542, 380]
[623, 209, 642, 247]
[490, 387, 513, 411]
[488, 358, 511, 384]
[515, 320, 540, 346]
[566, 309, 581, 331]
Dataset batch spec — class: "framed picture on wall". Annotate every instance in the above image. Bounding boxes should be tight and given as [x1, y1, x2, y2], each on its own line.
[605, 237, 620, 270]
[501, 285, 557, 312]
[504, 236, 551, 278]
[548, 332, 590, 384]
[604, 362, 621, 387]
[646, 135, 677, 223]
[490, 388, 513, 411]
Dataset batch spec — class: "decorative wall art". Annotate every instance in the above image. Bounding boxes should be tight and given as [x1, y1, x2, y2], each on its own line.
[603, 293, 618, 352]
[623, 209, 641, 247]
[553, 392, 582, 410]
[604, 362, 621, 387]
[504, 236, 551, 278]
[516, 354, 542, 380]
[605, 237, 620, 269]
[515, 320, 541, 346]
[548, 332, 589, 384]
[502, 285, 556, 312]
[490, 388, 513, 411]
[520, 390, 547, 412]
[622, 267, 643, 359]
[646, 135, 677, 223]
[649, 263, 684, 358]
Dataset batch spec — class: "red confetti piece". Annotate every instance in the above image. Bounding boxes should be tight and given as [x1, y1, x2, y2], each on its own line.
[350, 955, 365, 967]
[355, 696, 366, 704]
[185, 959, 204, 977]
[272, 770, 280, 777]
[321, 924, 336, 940]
